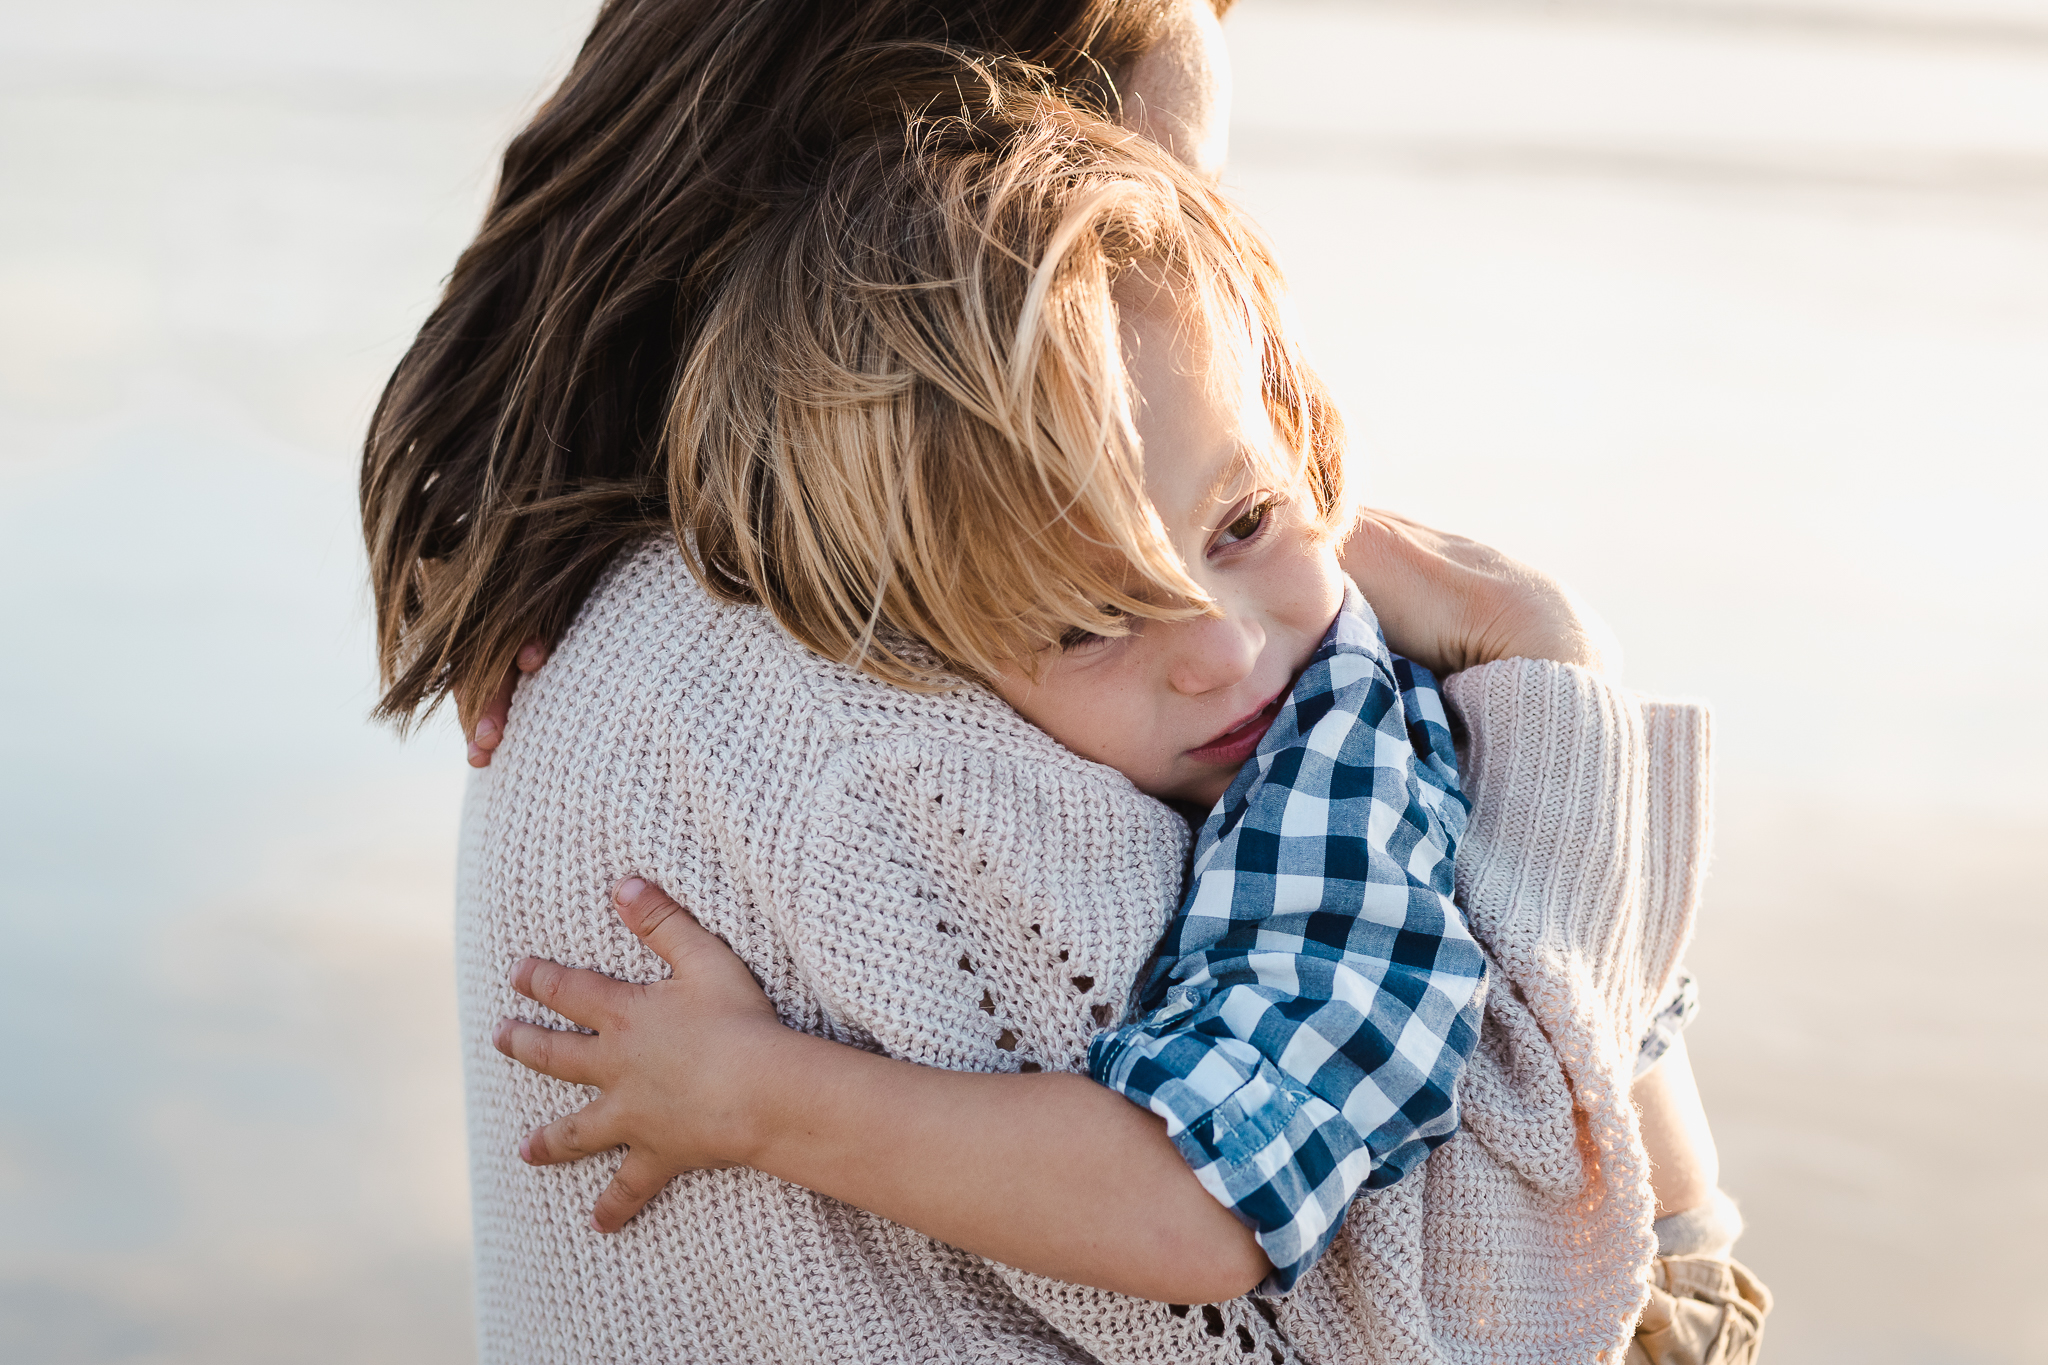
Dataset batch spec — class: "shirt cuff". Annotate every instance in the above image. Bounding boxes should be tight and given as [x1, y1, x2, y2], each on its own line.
[1090, 1028, 1436, 1295]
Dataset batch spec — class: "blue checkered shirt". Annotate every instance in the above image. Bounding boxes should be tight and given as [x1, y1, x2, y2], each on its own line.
[1088, 584, 1487, 1293]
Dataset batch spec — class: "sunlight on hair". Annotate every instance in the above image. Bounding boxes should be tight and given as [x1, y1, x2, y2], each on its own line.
[669, 48, 1344, 687]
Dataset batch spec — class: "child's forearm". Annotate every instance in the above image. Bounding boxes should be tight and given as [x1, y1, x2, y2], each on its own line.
[496, 879, 1270, 1305]
[1630, 1036, 1720, 1218]
[739, 1025, 1270, 1303]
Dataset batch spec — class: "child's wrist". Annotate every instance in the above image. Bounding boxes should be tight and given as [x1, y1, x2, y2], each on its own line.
[718, 1024, 849, 1173]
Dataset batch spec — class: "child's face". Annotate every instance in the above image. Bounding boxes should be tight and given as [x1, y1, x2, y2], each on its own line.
[990, 297, 1344, 810]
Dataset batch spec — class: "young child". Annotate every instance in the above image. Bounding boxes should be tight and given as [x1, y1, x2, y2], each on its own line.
[476, 49, 1756, 1362]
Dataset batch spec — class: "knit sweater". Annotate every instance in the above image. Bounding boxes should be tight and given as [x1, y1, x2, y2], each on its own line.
[459, 536, 1711, 1364]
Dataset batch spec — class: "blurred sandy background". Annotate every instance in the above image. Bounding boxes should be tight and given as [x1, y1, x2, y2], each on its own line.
[2, 1, 2043, 1361]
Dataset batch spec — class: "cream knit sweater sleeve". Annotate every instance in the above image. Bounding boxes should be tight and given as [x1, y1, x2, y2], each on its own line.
[1273, 658, 1713, 1365]
[1451, 661, 1707, 1091]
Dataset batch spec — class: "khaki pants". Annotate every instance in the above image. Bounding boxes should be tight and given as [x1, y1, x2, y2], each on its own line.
[1627, 1256, 1773, 1365]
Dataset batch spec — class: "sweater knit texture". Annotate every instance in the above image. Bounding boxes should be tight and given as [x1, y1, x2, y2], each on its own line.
[459, 537, 1712, 1364]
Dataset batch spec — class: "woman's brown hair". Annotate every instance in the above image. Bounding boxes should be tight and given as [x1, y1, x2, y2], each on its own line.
[362, 0, 1233, 728]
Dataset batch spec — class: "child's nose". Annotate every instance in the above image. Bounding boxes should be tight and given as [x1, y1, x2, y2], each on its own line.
[1166, 611, 1263, 697]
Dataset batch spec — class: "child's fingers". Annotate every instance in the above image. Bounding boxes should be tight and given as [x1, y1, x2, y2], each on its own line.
[589, 1150, 675, 1233]
[613, 878, 722, 973]
[474, 670, 519, 745]
[518, 1102, 624, 1167]
[509, 955, 632, 1030]
[492, 1015, 606, 1087]
[465, 642, 546, 768]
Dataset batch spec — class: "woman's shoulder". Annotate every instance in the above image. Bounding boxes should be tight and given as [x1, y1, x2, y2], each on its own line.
[563, 535, 1133, 784]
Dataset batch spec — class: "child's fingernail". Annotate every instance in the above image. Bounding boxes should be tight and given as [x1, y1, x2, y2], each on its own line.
[615, 878, 648, 905]
[476, 717, 498, 741]
[589, 1215, 604, 1233]
[517, 1135, 533, 1163]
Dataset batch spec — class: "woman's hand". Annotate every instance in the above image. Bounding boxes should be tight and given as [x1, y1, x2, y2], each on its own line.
[1340, 509, 1623, 680]
[464, 640, 549, 768]
[493, 877, 785, 1230]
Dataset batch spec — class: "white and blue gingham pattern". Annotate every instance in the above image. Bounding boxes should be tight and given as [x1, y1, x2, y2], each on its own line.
[1635, 969, 1699, 1079]
[1088, 584, 1487, 1293]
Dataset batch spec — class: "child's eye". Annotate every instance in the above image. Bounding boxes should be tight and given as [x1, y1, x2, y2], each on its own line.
[1058, 627, 1107, 652]
[1216, 499, 1273, 548]
[1058, 608, 1125, 653]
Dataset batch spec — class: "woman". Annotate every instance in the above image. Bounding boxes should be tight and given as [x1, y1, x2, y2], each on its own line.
[363, 2, 1759, 1361]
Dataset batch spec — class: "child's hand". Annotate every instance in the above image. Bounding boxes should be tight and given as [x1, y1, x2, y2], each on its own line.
[1341, 509, 1624, 680]
[492, 877, 786, 1231]
[462, 640, 548, 768]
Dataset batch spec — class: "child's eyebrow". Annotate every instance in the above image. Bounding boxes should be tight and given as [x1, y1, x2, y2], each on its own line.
[1196, 447, 1260, 514]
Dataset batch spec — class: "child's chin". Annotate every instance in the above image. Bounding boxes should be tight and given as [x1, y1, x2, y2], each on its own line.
[1140, 771, 1230, 816]
[1179, 773, 1234, 813]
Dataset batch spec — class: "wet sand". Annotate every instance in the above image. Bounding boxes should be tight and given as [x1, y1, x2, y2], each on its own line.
[3, 1, 2043, 1360]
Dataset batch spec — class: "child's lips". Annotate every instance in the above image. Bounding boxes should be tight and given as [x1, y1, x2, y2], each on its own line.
[1186, 688, 1288, 767]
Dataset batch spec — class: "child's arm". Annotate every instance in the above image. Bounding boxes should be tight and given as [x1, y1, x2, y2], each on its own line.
[495, 877, 1271, 1306]
[1633, 1036, 1720, 1219]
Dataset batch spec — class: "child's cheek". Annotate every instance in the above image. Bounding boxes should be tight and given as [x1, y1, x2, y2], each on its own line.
[1276, 538, 1346, 644]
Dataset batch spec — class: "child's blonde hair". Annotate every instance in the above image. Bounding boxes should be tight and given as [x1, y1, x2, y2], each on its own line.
[366, 6, 1252, 730]
[674, 47, 1345, 687]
